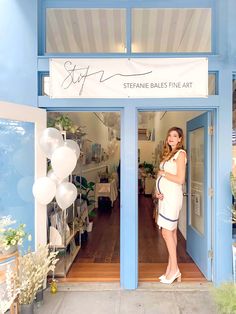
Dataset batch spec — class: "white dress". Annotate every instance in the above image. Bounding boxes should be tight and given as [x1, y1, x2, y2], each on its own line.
[156, 149, 187, 231]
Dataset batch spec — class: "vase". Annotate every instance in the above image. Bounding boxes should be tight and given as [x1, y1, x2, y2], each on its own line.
[86, 221, 93, 232]
[20, 302, 34, 314]
[1, 244, 17, 255]
[35, 287, 44, 308]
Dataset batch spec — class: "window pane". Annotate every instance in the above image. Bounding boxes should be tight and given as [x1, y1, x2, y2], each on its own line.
[132, 8, 211, 53]
[0, 119, 35, 250]
[208, 73, 217, 95]
[46, 8, 126, 53]
[189, 127, 205, 235]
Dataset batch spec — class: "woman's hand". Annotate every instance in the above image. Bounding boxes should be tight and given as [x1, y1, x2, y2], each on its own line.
[155, 191, 164, 200]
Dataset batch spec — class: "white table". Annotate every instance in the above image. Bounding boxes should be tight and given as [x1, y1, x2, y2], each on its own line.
[95, 178, 118, 208]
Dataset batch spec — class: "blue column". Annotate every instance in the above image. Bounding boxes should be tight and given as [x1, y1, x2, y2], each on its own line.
[120, 105, 138, 289]
[213, 0, 233, 285]
[0, 0, 37, 106]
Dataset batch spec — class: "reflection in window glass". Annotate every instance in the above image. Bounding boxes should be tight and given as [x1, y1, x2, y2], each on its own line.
[0, 119, 35, 251]
[46, 9, 126, 53]
[189, 128, 205, 235]
[42, 76, 50, 96]
[132, 8, 211, 53]
[208, 73, 217, 96]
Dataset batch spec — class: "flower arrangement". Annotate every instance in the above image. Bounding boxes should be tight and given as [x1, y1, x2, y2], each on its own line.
[0, 216, 30, 252]
[14, 244, 58, 305]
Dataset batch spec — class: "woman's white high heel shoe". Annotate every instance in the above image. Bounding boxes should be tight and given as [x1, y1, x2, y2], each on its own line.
[158, 274, 166, 280]
[160, 270, 181, 284]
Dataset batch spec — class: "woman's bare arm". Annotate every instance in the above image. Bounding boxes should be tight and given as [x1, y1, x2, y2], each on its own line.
[158, 151, 186, 184]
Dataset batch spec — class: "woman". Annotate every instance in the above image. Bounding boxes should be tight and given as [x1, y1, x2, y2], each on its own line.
[155, 127, 187, 284]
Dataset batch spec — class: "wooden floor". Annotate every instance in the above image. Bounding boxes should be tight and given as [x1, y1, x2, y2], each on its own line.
[64, 195, 206, 282]
[64, 263, 205, 282]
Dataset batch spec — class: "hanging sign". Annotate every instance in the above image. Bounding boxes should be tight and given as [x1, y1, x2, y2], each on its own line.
[49, 58, 208, 98]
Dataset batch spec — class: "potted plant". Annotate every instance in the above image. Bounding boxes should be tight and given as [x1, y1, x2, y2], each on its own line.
[143, 161, 155, 177]
[48, 114, 86, 137]
[74, 176, 95, 208]
[14, 244, 58, 313]
[87, 209, 97, 232]
[78, 176, 96, 232]
[0, 216, 31, 255]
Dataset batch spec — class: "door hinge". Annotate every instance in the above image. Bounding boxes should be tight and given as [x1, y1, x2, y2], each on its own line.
[208, 250, 213, 259]
[208, 188, 214, 198]
[208, 126, 214, 136]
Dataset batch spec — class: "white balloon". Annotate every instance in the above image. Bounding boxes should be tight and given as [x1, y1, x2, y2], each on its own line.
[51, 146, 77, 179]
[47, 169, 69, 186]
[64, 140, 80, 160]
[56, 182, 77, 210]
[32, 177, 56, 205]
[39, 128, 64, 159]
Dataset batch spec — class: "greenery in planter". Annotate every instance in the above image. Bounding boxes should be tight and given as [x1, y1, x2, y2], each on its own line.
[75, 176, 95, 207]
[75, 176, 97, 223]
[142, 162, 155, 176]
[88, 208, 97, 221]
[48, 114, 86, 137]
[212, 283, 236, 314]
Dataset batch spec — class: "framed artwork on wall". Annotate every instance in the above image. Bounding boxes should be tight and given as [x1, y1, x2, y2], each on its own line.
[92, 143, 101, 163]
[82, 139, 92, 165]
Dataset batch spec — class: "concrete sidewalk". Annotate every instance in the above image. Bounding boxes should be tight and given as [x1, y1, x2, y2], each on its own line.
[35, 283, 217, 314]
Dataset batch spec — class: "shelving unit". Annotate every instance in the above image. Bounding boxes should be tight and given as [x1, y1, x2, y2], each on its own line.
[48, 202, 81, 277]
[48, 129, 83, 277]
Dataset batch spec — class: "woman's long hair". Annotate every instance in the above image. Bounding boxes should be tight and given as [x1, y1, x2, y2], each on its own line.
[161, 127, 185, 161]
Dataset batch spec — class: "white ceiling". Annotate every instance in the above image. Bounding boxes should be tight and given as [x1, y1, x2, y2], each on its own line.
[46, 8, 211, 54]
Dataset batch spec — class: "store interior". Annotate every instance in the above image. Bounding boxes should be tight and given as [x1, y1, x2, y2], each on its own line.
[47, 110, 206, 282]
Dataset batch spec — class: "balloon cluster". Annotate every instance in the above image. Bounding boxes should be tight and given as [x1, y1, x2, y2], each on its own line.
[32, 128, 80, 210]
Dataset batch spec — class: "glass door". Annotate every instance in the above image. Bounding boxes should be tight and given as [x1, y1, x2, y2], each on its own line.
[186, 112, 212, 280]
[0, 101, 47, 249]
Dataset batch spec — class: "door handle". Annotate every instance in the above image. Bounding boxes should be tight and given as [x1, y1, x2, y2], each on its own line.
[183, 193, 196, 197]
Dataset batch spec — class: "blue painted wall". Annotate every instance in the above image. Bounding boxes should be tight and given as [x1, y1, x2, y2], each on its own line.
[0, 0, 38, 106]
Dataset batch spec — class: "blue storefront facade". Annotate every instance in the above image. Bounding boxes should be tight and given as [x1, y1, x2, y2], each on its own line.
[0, 0, 236, 289]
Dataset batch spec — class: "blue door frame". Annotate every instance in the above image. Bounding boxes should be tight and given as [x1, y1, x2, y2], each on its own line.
[186, 112, 212, 280]
[46, 102, 232, 289]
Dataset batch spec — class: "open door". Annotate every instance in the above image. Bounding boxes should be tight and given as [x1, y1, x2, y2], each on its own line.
[0, 101, 47, 247]
[186, 112, 212, 280]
